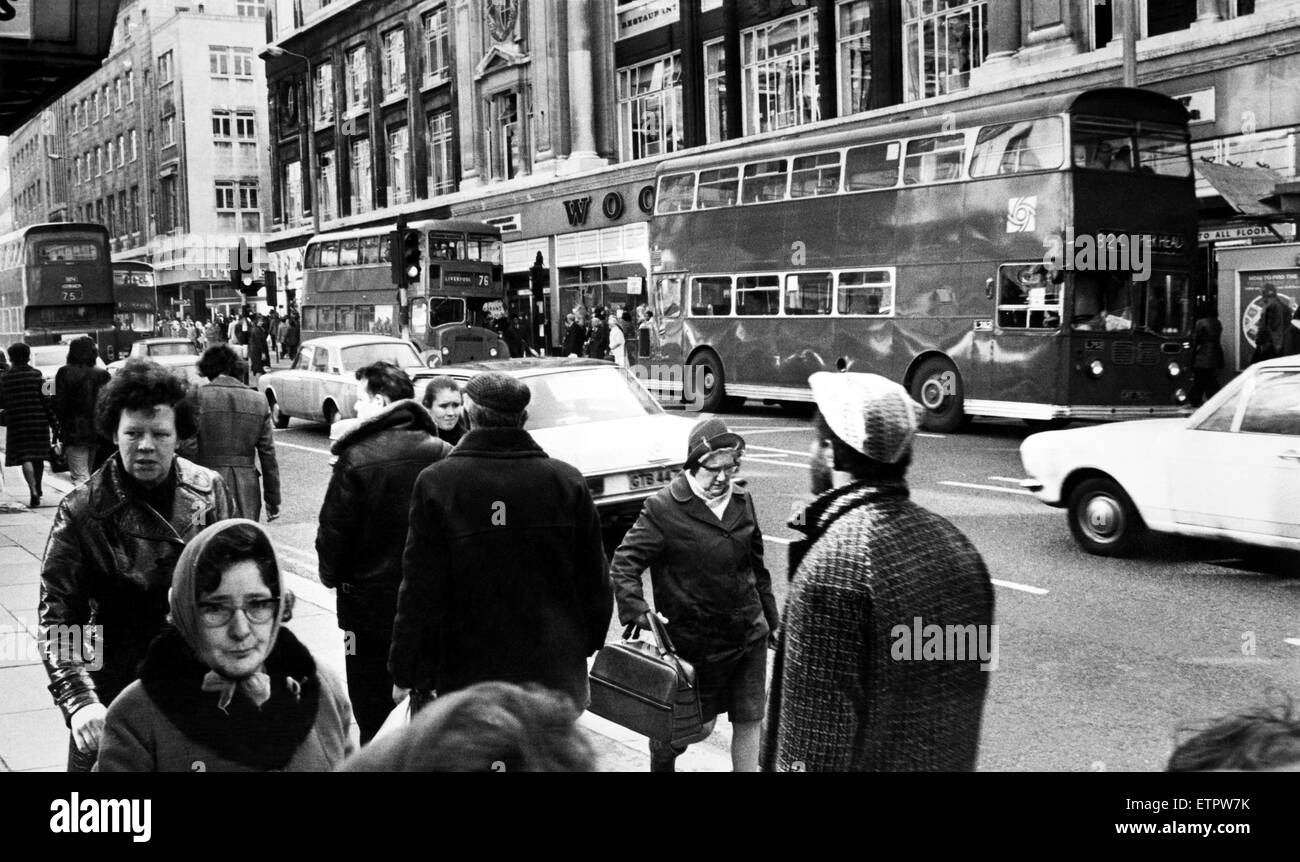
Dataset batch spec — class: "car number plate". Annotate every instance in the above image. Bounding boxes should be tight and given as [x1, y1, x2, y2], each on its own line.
[628, 467, 675, 490]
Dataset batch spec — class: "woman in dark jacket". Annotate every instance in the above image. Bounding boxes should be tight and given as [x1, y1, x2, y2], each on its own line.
[1, 342, 55, 507]
[609, 417, 780, 772]
[52, 337, 112, 485]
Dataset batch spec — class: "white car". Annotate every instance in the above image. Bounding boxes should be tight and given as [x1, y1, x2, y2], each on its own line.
[1020, 355, 1300, 556]
[29, 343, 108, 396]
[106, 337, 204, 385]
[258, 335, 438, 428]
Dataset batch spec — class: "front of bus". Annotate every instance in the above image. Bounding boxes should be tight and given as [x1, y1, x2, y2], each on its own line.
[415, 225, 510, 366]
[1060, 90, 1198, 420]
[25, 225, 115, 350]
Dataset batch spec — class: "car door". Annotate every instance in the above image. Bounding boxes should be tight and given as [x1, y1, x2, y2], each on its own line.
[302, 346, 333, 421]
[1170, 367, 1300, 542]
[281, 345, 319, 416]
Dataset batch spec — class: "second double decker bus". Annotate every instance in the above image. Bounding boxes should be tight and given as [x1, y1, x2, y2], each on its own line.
[109, 259, 158, 360]
[647, 88, 1197, 430]
[0, 222, 115, 356]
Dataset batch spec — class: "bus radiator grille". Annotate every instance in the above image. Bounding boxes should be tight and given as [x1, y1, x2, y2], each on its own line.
[1137, 343, 1158, 365]
[1112, 342, 1135, 365]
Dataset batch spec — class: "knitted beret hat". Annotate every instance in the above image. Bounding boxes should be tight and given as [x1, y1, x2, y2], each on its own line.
[808, 371, 923, 464]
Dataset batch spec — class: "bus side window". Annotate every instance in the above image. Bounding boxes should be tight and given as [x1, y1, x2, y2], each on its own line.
[339, 239, 359, 265]
[736, 275, 780, 316]
[697, 167, 739, 209]
[845, 142, 899, 191]
[690, 276, 732, 316]
[784, 273, 832, 316]
[904, 134, 966, 185]
[359, 236, 381, 264]
[320, 241, 339, 267]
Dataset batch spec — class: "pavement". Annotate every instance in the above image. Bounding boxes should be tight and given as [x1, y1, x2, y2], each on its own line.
[0, 453, 734, 773]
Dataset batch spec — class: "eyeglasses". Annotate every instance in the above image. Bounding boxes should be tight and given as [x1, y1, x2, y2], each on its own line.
[698, 457, 742, 477]
[197, 597, 280, 628]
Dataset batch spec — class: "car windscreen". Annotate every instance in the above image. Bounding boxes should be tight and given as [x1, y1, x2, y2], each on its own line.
[147, 342, 197, 357]
[29, 345, 70, 368]
[340, 342, 422, 372]
[455, 367, 663, 430]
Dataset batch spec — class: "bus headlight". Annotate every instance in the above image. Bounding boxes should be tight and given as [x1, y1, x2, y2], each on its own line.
[1087, 359, 1105, 378]
[1174, 388, 1188, 404]
[489, 347, 499, 357]
[441, 346, 451, 355]
[1167, 361, 1181, 378]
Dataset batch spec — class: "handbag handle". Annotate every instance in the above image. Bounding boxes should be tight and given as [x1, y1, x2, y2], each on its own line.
[622, 612, 679, 656]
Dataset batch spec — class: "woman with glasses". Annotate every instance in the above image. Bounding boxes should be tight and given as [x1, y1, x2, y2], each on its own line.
[95, 520, 356, 771]
[609, 417, 780, 772]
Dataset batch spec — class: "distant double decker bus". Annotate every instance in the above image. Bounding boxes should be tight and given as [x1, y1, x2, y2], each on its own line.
[0, 222, 115, 358]
[302, 219, 508, 366]
[647, 88, 1198, 429]
[110, 259, 158, 360]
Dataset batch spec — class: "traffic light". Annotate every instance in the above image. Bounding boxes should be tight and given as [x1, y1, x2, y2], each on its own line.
[389, 228, 421, 285]
[264, 270, 278, 309]
[231, 265, 254, 293]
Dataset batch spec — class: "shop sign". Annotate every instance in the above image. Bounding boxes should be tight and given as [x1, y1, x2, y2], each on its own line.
[1198, 224, 1296, 243]
[617, 0, 678, 40]
[0, 1, 32, 40]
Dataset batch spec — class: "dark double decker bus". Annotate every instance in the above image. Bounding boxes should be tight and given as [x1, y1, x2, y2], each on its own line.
[647, 88, 1197, 429]
[302, 219, 508, 365]
[109, 259, 158, 360]
[0, 222, 115, 357]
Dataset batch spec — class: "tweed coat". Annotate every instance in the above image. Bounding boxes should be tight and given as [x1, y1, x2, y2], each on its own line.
[182, 374, 281, 520]
[1, 362, 54, 465]
[762, 480, 994, 772]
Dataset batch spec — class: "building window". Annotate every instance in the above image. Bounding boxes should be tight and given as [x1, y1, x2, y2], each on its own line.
[235, 111, 256, 141]
[212, 109, 233, 140]
[92, 92, 100, 123]
[427, 110, 454, 195]
[488, 91, 520, 180]
[158, 51, 173, 84]
[617, 54, 683, 160]
[349, 137, 373, 214]
[130, 187, 140, 233]
[387, 124, 411, 204]
[127, 72, 135, 103]
[838, 0, 872, 115]
[314, 62, 335, 124]
[236, 0, 265, 16]
[95, 146, 103, 175]
[318, 150, 337, 222]
[102, 86, 111, 117]
[117, 135, 126, 166]
[233, 48, 255, 79]
[903, 0, 988, 102]
[210, 45, 230, 77]
[422, 6, 450, 85]
[130, 129, 138, 161]
[281, 160, 302, 224]
[345, 45, 369, 115]
[73, 156, 82, 183]
[742, 12, 820, 136]
[381, 28, 407, 99]
[704, 39, 727, 144]
[216, 181, 236, 210]
[162, 115, 176, 147]
[72, 104, 80, 129]
[279, 78, 300, 130]
[106, 142, 115, 172]
[115, 77, 124, 109]
[160, 176, 178, 232]
[217, 180, 261, 231]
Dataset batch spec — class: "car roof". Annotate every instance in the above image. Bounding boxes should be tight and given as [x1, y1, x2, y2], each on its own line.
[1251, 355, 1300, 370]
[139, 337, 194, 344]
[302, 334, 417, 348]
[438, 358, 613, 376]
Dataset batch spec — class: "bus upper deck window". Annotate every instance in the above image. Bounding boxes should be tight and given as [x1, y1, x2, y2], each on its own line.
[656, 172, 697, 213]
[320, 242, 339, 267]
[339, 239, 359, 265]
[305, 245, 321, 268]
[903, 134, 966, 185]
[741, 159, 788, 204]
[428, 234, 460, 260]
[697, 167, 739, 209]
[970, 118, 1064, 177]
[359, 236, 381, 264]
[790, 151, 841, 198]
[845, 142, 900, 191]
[1135, 131, 1192, 177]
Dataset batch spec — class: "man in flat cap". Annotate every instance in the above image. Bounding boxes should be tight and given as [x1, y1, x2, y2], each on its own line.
[389, 372, 612, 712]
[761, 372, 995, 772]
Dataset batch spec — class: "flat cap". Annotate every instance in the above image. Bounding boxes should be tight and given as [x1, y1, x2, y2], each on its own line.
[465, 372, 531, 414]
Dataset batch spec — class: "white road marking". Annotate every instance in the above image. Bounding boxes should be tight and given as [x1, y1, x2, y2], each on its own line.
[939, 480, 1035, 497]
[988, 476, 1028, 484]
[992, 578, 1049, 595]
[917, 433, 945, 439]
[748, 444, 812, 458]
[274, 440, 331, 455]
[744, 457, 800, 468]
[764, 536, 793, 546]
[1285, 638, 1300, 647]
[729, 427, 810, 434]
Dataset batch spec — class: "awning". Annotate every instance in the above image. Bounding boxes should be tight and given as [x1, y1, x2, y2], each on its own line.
[1194, 161, 1287, 216]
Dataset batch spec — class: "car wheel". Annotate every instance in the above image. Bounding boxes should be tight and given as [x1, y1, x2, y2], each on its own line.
[1067, 477, 1147, 557]
[688, 350, 727, 413]
[267, 394, 290, 430]
[909, 357, 965, 432]
[323, 401, 340, 428]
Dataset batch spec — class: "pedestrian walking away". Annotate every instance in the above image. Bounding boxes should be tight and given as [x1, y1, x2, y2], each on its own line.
[1251, 283, 1289, 365]
[95, 519, 357, 771]
[39, 359, 235, 771]
[388, 372, 612, 714]
[316, 362, 452, 742]
[0, 343, 56, 507]
[609, 417, 780, 772]
[762, 372, 995, 772]
[51, 337, 112, 485]
[1190, 303, 1225, 406]
[181, 344, 281, 521]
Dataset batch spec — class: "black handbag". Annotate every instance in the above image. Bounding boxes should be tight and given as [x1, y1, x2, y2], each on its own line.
[588, 614, 704, 746]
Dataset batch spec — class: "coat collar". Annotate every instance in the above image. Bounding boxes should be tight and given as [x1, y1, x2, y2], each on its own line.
[89, 455, 219, 541]
[331, 399, 441, 455]
[449, 427, 547, 459]
[668, 473, 750, 531]
[206, 374, 250, 390]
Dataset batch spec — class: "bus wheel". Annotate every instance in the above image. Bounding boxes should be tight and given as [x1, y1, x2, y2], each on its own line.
[909, 358, 965, 432]
[689, 351, 727, 413]
[1067, 476, 1146, 557]
[268, 394, 290, 429]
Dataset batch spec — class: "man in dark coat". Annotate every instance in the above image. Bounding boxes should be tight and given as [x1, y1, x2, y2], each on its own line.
[248, 315, 270, 376]
[1251, 283, 1289, 365]
[51, 337, 112, 485]
[181, 345, 280, 521]
[316, 362, 452, 742]
[762, 372, 995, 772]
[1, 342, 55, 507]
[389, 372, 612, 711]
[1190, 304, 1225, 406]
[584, 308, 609, 361]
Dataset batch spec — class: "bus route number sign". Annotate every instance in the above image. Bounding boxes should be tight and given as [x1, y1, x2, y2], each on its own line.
[61, 283, 84, 302]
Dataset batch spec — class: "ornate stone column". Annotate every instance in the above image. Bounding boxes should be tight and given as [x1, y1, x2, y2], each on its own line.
[566, 0, 597, 161]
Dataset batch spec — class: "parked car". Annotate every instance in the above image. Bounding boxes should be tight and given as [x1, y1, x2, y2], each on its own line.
[1020, 355, 1300, 557]
[437, 358, 698, 543]
[257, 334, 440, 428]
[106, 337, 204, 385]
[29, 342, 108, 396]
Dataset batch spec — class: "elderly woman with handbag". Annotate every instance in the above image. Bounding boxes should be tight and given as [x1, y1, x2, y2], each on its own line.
[609, 417, 780, 772]
[95, 519, 357, 771]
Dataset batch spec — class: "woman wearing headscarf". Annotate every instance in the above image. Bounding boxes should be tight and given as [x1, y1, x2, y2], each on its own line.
[95, 519, 356, 771]
[609, 417, 780, 772]
[0, 343, 56, 507]
[51, 336, 112, 485]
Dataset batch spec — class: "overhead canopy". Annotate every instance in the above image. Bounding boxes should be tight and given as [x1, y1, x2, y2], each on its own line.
[1194, 161, 1288, 216]
[0, 1, 121, 136]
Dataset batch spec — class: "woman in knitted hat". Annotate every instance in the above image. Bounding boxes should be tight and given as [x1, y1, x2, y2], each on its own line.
[609, 417, 780, 772]
[95, 519, 357, 771]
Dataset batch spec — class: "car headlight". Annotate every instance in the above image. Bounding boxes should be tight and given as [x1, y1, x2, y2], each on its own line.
[1167, 361, 1181, 378]
[1174, 387, 1188, 403]
[1088, 359, 1104, 378]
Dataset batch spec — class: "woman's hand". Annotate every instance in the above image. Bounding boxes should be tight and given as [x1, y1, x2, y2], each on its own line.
[639, 610, 669, 629]
[391, 685, 409, 705]
[71, 702, 108, 753]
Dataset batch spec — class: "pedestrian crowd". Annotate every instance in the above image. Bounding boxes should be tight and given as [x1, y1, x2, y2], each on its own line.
[11, 337, 1296, 772]
[559, 302, 654, 367]
[145, 306, 303, 377]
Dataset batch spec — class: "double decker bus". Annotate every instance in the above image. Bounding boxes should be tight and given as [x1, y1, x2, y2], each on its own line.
[647, 88, 1197, 429]
[109, 259, 158, 360]
[302, 219, 508, 365]
[0, 222, 115, 357]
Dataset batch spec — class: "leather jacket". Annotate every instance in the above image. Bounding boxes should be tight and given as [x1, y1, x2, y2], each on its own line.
[39, 455, 235, 724]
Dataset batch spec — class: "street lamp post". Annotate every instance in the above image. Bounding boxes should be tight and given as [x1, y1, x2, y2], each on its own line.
[267, 46, 320, 238]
